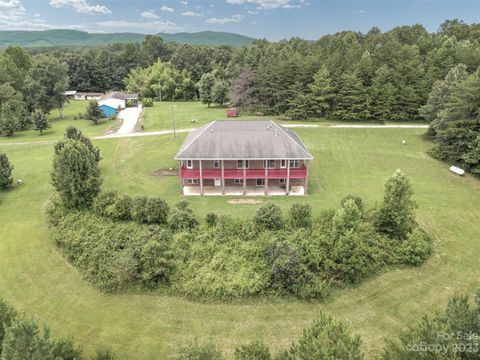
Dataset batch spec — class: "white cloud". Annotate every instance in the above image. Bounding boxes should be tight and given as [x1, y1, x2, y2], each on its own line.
[180, 0, 188, 4]
[160, 5, 174, 12]
[0, 0, 25, 21]
[98, 19, 178, 32]
[226, 0, 298, 10]
[182, 10, 203, 17]
[206, 14, 244, 24]
[49, 0, 111, 14]
[141, 11, 160, 19]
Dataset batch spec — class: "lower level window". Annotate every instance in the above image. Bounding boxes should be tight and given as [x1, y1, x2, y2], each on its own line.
[186, 179, 198, 184]
[234, 179, 244, 185]
[256, 179, 265, 186]
[279, 178, 286, 184]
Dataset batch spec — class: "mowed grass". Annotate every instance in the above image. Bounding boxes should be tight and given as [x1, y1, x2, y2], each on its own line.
[0, 100, 113, 143]
[0, 126, 479, 359]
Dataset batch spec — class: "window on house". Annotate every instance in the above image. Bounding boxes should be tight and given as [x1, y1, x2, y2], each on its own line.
[289, 160, 301, 168]
[264, 160, 276, 169]
[279, 178, 286, 184]
[186, 179, 198, 184]
[234, 179, 244, 185]
[237, 160, 249, 169]
[256, 179, 265, 186]
[280, 160, 287, 168]
[186, 160, 193, 169]
[213, 160, 220, 168]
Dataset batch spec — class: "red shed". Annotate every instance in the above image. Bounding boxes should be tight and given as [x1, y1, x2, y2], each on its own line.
[226, 108, 239, 117]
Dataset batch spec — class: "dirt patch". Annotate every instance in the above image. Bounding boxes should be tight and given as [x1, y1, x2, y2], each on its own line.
[228, 199, 264, 205]
[152, 168, 178, 177]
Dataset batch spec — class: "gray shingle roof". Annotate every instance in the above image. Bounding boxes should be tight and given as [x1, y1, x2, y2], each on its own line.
[175, 120, 313, 160]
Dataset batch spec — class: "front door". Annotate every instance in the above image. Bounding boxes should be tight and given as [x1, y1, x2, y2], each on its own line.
[214, 179, 221, 187]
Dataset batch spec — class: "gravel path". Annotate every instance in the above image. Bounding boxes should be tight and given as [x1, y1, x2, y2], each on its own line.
[0, 123, 428, 147]
[115, 105, 143, 135]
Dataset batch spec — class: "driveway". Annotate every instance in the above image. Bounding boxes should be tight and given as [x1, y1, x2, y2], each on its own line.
[116, 105, 142, 135]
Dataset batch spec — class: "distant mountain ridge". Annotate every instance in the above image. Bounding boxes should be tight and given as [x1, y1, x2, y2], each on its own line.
[0, 29, 255, 48]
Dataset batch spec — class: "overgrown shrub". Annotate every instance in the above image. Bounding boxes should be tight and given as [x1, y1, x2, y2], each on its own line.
[107, 193, 133, 221]
[145, 197, 170, 225]
[132, 196, 149, 223]
[254, 202, 283, 231]
[205, 212, 218, 227]
[234, 341, 271, 360]
[288, 203, 312, 228]
[142, 98, 154, 107]
[93, 191, 118, 217]
[341, 194, 364, 213]
[267, 240, 302, 292]
[172, 339, 224, 360]
[169, 201, 198, 232]
[397, 228, 433, 266]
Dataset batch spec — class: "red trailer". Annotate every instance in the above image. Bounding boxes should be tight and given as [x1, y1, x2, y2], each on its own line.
[226, 108, 239, 117]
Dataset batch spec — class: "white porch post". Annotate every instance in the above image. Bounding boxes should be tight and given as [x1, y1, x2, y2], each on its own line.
[179, 160, 184, 195]
[199, 160, 204, 196]
[264, 162, 269, 195]
[304, 160, 309, 195]
[286, 159, 291, 196]
[221, 160, 225, 195]
[243, 160, 247, 195]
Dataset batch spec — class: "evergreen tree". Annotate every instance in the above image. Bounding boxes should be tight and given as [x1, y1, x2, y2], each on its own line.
[31, 109, 50, 135]
[55, 126, 101, 162]
[370, 66, 396, 122]
[1, 318, 56, 360]
[278, 312, 364, 360]
[332, 72, 370, 121]
[199, 73, 215, 107]
[0, 153, 14, 190]
[51, 139, 102, 209]
[286, 81, 312, 120]
[375, 170, 417, 240]
[308, 66, 334, 118]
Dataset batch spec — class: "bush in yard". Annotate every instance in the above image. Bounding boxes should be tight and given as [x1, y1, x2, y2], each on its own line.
[331, 199, 362, 238]
[31, 109, 50, 135]
[169, 201, 198, 231]
[0, 153, 14, 190]
[51, 337, 84, 360]
[107, 193, 133, 221]
[132, 196, 149, 223]
[234, 341, 271, 360]
[172, 339, 224, 360]
[277, 312, 364, 360]
[340, 194, 364, 213]
[397, 228, 433, 266]
[55, 126, 101, 162]
[93, 347, 117, 360]
[254, 202, 283, 231]
[93, 191, 118, 217]
[375, 170, 417, 240]
[205, 212, 218, 227]
[142, 97, 154, 107]
[145, 197, 170, 224]
[51, 139, 102, 209]
[288, 203, 312, 228]
[86, 100, 104, 124]
[0, 297, 18, 347]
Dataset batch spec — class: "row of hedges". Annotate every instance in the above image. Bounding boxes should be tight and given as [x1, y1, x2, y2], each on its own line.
[47, 193, 433, 299]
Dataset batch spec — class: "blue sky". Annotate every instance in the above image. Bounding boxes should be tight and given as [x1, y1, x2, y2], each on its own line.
[1, 0, 480, 40]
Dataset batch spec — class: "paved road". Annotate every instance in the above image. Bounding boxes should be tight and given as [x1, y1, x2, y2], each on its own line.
[0, 123, 428, 147]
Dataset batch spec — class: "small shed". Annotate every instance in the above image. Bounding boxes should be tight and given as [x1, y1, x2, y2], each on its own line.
[226, 108, 239, 117]
[64, 90, 77, 99]
[99, 104, 117, 118]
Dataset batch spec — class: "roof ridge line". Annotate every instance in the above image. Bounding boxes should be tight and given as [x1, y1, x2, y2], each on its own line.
[177, 120, 217, 158]
[272, 121, 313, 159]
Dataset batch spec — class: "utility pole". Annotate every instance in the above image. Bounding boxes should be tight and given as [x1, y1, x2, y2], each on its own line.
[172, 103, 176, 138]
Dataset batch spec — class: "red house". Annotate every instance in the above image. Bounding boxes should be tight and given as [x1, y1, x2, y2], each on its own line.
[175, 120, 313, 196]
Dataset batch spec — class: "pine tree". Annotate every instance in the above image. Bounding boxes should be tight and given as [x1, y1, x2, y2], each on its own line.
[55, 126, 101, 162]
[51, 139, 102, 208]
[0, 153, 14, 190]
[370, 66, 396, 122]
[308, 66, 334, 118]
[332, 72, 370, 121]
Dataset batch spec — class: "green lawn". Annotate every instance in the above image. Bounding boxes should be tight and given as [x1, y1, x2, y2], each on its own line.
[0, 123, 479, 358]
[0, 100, 113, 143]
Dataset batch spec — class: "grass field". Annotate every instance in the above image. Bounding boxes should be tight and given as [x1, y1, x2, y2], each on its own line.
[0, 100, 112, 143]
[0, 111, 479, 359]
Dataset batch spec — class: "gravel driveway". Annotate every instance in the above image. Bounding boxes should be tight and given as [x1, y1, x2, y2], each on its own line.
[116, 105, 142, 135]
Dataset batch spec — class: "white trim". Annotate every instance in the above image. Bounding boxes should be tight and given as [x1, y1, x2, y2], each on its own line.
[186, 160, 193, 169]
[186, 179, 198, 184]
[234, 179, 244, 185]
[237, 160, 249, 169]
[289, 159, 301, 168]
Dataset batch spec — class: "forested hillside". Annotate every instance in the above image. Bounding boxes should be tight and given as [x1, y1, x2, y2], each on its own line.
[0, 30, 255, 48]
